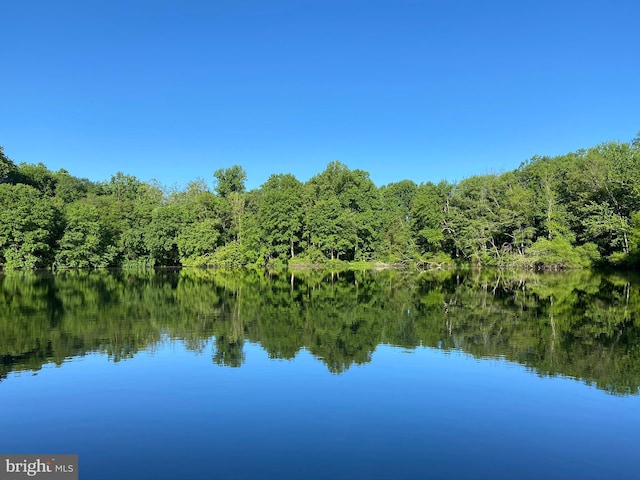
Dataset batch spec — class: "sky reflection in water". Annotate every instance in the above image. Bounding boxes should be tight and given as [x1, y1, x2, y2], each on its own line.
[2, 339, 638, 480]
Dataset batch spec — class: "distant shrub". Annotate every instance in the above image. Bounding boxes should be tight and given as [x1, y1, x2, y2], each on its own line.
[527, 237, 599, 269]
[209, 243, 245, 268]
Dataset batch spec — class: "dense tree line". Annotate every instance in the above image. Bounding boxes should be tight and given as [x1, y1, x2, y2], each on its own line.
[1, 134, 640, 270]
[1, 269, 639, 395]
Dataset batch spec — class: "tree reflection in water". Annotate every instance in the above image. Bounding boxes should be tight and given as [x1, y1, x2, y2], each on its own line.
[1, 268, 639, 395]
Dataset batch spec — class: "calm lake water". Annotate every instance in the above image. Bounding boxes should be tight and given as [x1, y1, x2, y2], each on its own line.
[1, 269, 639, 479]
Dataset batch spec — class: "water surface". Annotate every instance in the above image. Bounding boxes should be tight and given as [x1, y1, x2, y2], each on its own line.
[1, 269, 639, 479]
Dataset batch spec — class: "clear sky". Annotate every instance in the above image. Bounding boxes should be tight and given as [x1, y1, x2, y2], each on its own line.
[2, 0, 639, 191]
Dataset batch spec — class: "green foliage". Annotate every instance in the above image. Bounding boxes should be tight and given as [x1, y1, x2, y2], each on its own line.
[209, 242, 245, 268]
[54, 169, 93, 203]
[2, 133, 640, 271]
[581, 201, 630, 254]
[55, 200, 119, 268]
[612, 211, 640, 268]
[444, 175, 503, 262]
[291, 245, 327, 266]
[8, 162, 59, 196]
[0, 184, 60, 268]
[378, 180, 418, 262]
[259, 174, 303, 260]
[177, 219, 221, 264]
[418, 251, 454, 268]
[213, 165, 247, 198]
[0, 146, 17, 183]
[305, 162, 382, 261]
[527, 237, 600, 269]
[106, 172, 143, 201]
[145, 205, 183, 266]
[411, 181, 447, 254]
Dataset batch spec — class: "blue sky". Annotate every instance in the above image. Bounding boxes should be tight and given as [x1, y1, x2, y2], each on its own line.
[2, 0, 639, 191]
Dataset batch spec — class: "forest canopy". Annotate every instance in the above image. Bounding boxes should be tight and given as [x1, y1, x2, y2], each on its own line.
[1, 135, 639, 270]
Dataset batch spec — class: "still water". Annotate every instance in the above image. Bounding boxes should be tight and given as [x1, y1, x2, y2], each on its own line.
[1, 269, 639, 479]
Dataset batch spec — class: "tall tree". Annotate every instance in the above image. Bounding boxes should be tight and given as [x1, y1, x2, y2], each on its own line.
[11, 162, 58, 196]
[213, 166, 247, 198]
[444, 175, 502, 263]
[259, 174, 304, 260]
[379, 181, 418, 261]
[55, 199, 118, 268]
[305, 162, 381, 261]
[0, 184, 60, 268]
[0, 146, 16, 183]
[411, 182, 448, 256]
